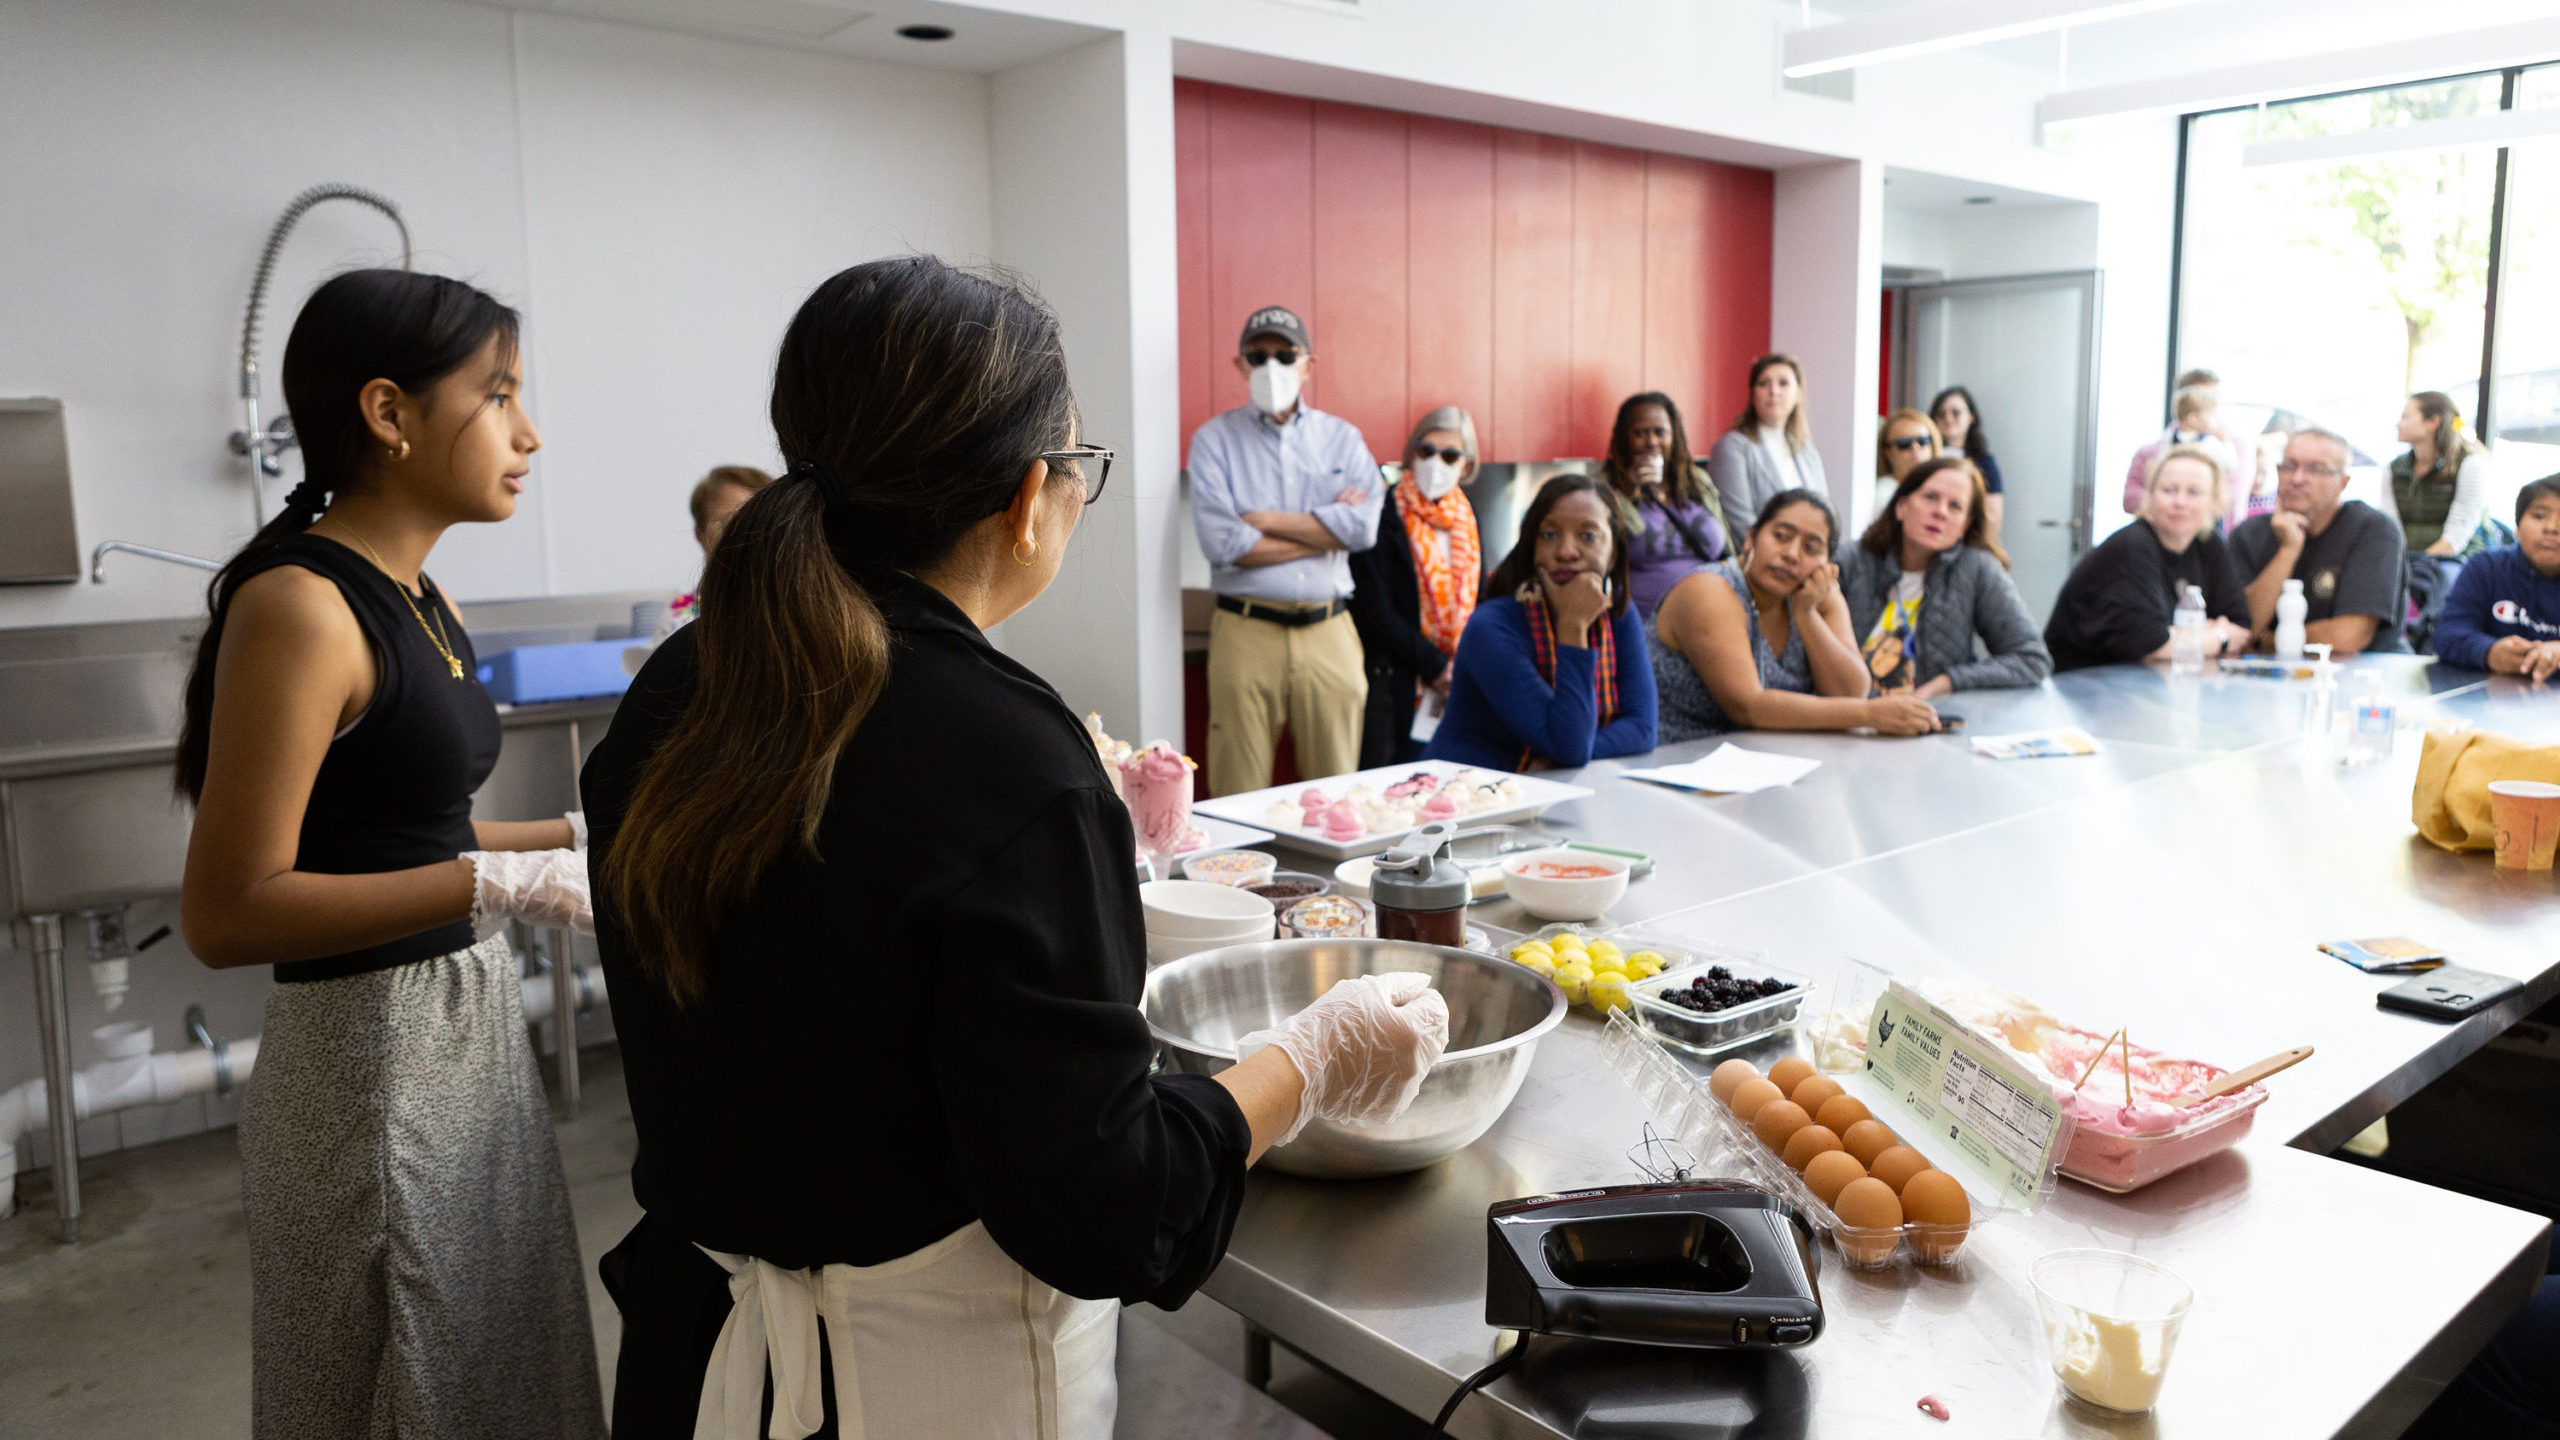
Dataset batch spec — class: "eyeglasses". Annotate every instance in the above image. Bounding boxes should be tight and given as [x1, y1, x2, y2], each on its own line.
[1886, 436, 1935, 453]
[1415, 446, 1465, 465]
[2276, 460, 2342, 480]
[1040, 444, 1115, 505]
[1242, 345, 1303, 368]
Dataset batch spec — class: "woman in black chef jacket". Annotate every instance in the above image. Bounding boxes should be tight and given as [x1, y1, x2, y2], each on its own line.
[176, 270, 604, 1438]
[582, 257, 1449, 1440]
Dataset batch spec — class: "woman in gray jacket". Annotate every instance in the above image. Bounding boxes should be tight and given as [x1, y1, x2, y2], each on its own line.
[1705, 353, 1831, 536]
[1840, 456, 2050, 697]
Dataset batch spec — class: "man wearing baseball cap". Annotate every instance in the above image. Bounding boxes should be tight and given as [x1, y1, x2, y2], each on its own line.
[1188, 306, 1384, 795]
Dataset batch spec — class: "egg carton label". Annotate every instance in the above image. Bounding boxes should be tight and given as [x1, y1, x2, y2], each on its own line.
[1866, 982, 2067, 1208]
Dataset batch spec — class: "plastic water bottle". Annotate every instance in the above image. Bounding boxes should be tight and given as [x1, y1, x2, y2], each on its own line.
[2344, 671, 2395, 767]
[2275, 579, 2307, 660]
[2170, 584, 2207, 676]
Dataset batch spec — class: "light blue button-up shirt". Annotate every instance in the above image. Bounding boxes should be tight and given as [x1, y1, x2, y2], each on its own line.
[1187, 404, 1384, 604]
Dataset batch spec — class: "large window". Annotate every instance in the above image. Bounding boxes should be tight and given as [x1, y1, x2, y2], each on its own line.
[2175, 66, 2559, 519]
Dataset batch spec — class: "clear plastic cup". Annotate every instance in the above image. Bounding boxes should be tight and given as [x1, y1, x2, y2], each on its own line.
[2030, 1249, 2194, 1415]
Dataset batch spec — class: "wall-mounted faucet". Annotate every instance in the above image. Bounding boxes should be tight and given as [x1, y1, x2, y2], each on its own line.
[90, 540, 221, 584]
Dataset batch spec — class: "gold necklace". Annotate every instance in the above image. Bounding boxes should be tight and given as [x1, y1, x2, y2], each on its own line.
[333, 523, 466, 681]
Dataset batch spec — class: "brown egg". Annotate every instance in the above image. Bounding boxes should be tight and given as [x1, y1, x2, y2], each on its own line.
[1840, 1118, 1900, 1167]
[1833, 1177, 1903, 1264]
[1813, 1094, 1872, 1135]
[1900, 1170, 1972, 1262]
[1752, 1099, 1814, 1152]
[1802, 1149, 1867, 1207]
[1781, 1124, 1843, 1172]
[1729, 1077, 1785, 1118]
[1789, 1074, 1845, 1113]
[1709, 1059, 1762, 1105]
[1767, 1056, 1817, 1096]
[1870, 1146, 1932, 1196]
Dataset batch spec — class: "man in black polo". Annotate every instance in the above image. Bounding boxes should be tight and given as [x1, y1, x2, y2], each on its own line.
[2232, 427, 2407, 655]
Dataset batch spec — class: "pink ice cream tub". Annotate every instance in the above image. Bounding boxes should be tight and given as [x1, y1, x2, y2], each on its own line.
[2040, 1029, 2269, 1193]
[1119, 744, 1201, 857]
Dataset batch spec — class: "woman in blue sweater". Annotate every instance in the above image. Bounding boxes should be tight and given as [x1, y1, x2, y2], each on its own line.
[1425, 474, 1657, 769]
[2434, 475, 2560, 680]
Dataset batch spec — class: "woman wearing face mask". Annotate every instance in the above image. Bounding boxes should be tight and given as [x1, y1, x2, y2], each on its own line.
[1839, 457, 2049, 699]
[1706, 354, 1830, 529]
[583, 259, 1447, 1439]
[174, 270, 603, 1437]
[2047, 446, 2253, 671]
[1929, 388, 2004, 544]
[1422, 473, 1656, 770]
[1350, 406, 1483, 767]
[1871, 408, 1941, 528]
[2391, 391, 2505, 559]
[1648, 490, 1941, 739]
[1597, 392, 1728, 620]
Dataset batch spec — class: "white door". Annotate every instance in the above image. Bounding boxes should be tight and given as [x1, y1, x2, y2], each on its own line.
[1900, 272, 2102, 625]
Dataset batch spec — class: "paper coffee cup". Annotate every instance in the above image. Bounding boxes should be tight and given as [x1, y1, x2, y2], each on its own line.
[2488, 780, 2560, 871]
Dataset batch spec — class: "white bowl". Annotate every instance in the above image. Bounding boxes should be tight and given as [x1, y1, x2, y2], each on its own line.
[1331, 856, 1376, 900]
[1498, 849, 1632, 922]
[1180, 849, 1279, 888]
[1140, 880, 1278, 940]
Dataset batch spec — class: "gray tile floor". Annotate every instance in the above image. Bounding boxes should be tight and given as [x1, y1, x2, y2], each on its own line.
[0, 1045, 1421, 1439]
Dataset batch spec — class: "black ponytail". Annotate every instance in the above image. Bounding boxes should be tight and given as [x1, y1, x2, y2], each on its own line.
[175, 269, 520, 802]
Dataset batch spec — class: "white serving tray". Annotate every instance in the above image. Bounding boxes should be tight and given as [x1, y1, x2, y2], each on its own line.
[1194, 760, 1592, 861]
[1154, 814, 1275, 870]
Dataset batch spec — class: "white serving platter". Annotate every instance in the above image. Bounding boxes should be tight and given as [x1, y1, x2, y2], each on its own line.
[1194, 760, 1593, 861]
[1153, 813, 1275, 871]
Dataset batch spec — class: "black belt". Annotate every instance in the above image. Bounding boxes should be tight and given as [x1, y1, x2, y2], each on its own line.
[1217, 595, 1348, 627]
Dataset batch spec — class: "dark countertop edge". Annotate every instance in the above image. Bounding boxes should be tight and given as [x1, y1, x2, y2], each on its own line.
[0, 695, 625, 782]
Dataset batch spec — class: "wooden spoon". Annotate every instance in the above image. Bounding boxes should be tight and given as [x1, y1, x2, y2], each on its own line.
[2172, 1046, 2313, 1107]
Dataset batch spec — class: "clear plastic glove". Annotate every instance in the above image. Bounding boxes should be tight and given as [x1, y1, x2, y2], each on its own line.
[464, 848, 593, 941]
[1236, 971, 1451, 1147]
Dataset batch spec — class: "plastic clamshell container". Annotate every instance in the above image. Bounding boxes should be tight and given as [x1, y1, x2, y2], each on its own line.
[1500, 924, 1764, 1017]
[2059, 1084, 2268, 1193]
[1627, 959, 1813, 1056]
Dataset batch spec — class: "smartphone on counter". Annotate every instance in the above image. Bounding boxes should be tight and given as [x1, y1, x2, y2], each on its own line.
[1935, 713, 1966, 732]
[2376, 966, 2521, 1022]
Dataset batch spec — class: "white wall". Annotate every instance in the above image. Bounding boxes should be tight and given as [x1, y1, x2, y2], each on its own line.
[0, 0, 993, 629]
[1772, 159, 1886, 529]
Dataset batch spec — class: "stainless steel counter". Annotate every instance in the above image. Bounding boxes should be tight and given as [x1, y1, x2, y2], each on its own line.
[1210, 658, 2560, 1438]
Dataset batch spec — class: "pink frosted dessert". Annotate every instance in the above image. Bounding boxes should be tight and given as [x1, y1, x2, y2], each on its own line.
[1420, 791, 1461, 821]
[1321, 804, 1366, 841]
[1118, 743, 1204, 857]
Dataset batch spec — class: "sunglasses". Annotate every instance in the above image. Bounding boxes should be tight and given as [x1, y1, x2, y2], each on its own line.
[1887, 436, 1935, 453]
[1242, 345, 1303, 367]
[1039, 444, 1115, 505]
[1415, 446, 1466, 465]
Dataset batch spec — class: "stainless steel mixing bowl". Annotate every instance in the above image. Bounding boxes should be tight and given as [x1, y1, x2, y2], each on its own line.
[1142, 938, 1567, 1178]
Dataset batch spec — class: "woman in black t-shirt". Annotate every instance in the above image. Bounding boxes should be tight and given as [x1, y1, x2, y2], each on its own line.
[2047, 445, 2253, 671]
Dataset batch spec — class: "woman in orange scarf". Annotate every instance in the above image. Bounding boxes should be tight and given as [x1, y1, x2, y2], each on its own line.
[1350, 406, 1484, 767]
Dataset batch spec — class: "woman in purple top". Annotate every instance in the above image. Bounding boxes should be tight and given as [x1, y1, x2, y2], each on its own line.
[1597, 392, 1730, 620]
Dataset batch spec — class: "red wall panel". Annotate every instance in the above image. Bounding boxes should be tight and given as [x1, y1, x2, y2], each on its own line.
[1696, 162, 1776, 440]
[1203, 86, 1315, 422]
[1641, 155, 1712, 443]
[1404, 116, 1496, 460]
[1311, 102, 1410, 464]
[1569, 143, 1648, 459]
[1174, 80, 1215, 450]
[1492, 130, 1576, 463]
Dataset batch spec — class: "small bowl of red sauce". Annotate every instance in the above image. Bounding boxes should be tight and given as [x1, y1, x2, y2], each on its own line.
[1499, 849, 1633, 922]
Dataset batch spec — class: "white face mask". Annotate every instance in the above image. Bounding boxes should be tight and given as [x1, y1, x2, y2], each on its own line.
[1412, 454, 1462, 500]
[1248, 358, 1301, 417]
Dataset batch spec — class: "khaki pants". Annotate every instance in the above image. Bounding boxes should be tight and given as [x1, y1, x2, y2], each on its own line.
[1207, 604, 1368, 797]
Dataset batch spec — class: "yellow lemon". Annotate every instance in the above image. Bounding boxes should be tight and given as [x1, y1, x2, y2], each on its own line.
[1588, 951, 1629, 975]
[1517, 954, 1557, 979]
[1551, 962, 1594, 1006]
[1508, 942, 1554, 962]
[1586, 973, 1631, 1014]
[1586, 939, 1624, 960]
[1625, 956, 1664, 980]
[1547, 931, 1586, 951]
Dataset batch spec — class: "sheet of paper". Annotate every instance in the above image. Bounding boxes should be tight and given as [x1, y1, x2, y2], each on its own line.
[1969, 727, 2101, 760]
[1620, 742, 1821, 794]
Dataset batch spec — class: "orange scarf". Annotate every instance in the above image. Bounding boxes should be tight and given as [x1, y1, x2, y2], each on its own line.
[1396, 478, 1480, 657]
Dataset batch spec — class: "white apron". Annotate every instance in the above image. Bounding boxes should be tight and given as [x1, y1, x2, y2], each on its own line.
[691, 1220, 1120, 1440]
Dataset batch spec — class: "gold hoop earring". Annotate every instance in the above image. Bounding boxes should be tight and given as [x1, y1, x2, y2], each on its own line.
[390, 439, 411, 462]
[1013, 538, 1038, 567]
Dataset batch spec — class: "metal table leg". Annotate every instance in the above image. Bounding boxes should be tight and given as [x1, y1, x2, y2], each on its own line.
[550, 927, 579, 1119]
[27, 913, 80, 1243]
[1243, 1320, 1273, 1391]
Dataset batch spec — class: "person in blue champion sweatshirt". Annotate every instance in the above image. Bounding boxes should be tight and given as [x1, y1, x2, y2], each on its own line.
[2433, 474, 2560, 682]
[1424, 473, 1657, 769]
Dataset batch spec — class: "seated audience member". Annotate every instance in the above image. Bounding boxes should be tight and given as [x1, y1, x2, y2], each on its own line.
[1841, 456, 2050, 696]
[1598, 392, 1729, 620]
[2045, 446, 2253, 672]
[2392, 391, 2504, 559]
[690, 464, 774, 557]
[1871, 408, 1941, 524]
[1351, 406, 1483, 766]
[1930, 386, 2005, 543]
[2123, 383, 2243, 519]
[1648, 489, 1941, 740]
[1706, 354, 1830, 532]
[2432, 475, 2560, 680]
[1423, 474, 1656, 769]
[2231, 428, 2408, 655]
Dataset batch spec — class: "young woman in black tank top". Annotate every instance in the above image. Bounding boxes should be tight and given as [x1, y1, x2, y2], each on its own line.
[176, 270, 607, 1438]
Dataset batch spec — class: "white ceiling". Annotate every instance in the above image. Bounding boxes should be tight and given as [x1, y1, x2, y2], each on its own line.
[1882, 166, 2085, 213]
[475, 0, 1110, 72]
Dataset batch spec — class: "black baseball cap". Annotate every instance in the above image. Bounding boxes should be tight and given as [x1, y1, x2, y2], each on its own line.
[1239, 306, 1310, 352]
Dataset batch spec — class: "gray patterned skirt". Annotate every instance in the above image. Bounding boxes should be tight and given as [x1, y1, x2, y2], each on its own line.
[238, 934, 607, 1440]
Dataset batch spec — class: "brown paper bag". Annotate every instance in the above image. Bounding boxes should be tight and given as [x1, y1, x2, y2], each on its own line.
[2413, 730, 2560, 851]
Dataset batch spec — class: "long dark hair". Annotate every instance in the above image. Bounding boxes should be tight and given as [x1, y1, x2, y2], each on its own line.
[175, 269, 521, 802]
[1929, 386, 1993, 463]
[1732, 354, 1809, 454]
[2408, 390, 2483, 484]
[1746, 487, 1839, 552]
[1859, 456, 2008, 567]
[1487, 473, 1633, 621]
[607, 257, 1076, 1003]
[1602, 392, 1702, 507]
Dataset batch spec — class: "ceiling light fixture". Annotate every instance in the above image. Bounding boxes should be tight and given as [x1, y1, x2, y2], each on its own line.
[1782, 0, 2211, 79]
[897, 23, 954, 40]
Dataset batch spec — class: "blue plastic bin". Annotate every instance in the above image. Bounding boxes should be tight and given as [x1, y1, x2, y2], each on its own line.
[475, 639, 638, 705]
